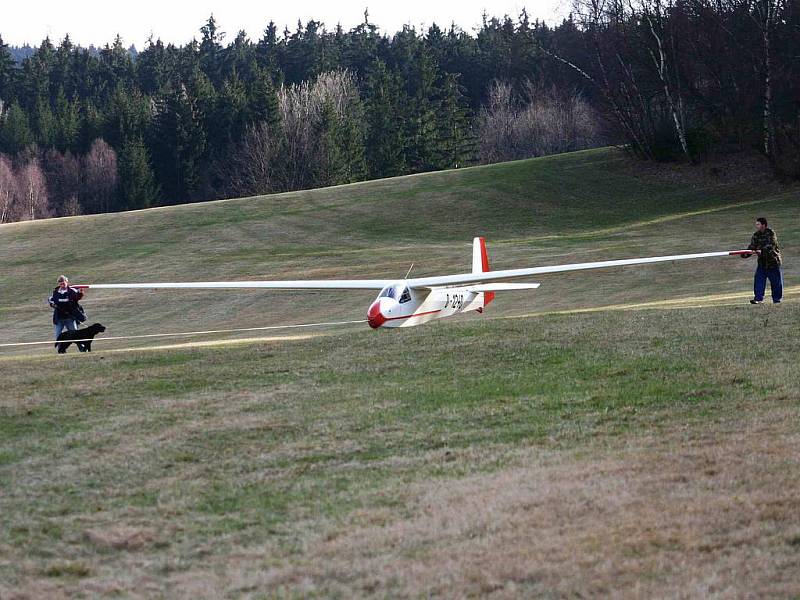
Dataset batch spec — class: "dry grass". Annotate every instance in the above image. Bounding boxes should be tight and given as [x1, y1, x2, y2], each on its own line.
[293, 405, 800, 598]
[5, 400, 796, 599]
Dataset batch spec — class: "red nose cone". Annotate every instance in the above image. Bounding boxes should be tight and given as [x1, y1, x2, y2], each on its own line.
[367, 300, 386, 329]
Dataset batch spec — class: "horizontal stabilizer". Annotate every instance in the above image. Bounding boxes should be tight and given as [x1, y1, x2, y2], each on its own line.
[466, 283, 541, 292]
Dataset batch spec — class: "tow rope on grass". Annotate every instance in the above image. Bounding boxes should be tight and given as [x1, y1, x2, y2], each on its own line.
[0, 319, 367, 349]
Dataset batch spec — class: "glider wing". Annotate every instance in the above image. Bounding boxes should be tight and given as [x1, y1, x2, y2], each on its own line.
[405, 250, 751, 289]
[76, 251, 751, 292]
[76, 280, 391, 290]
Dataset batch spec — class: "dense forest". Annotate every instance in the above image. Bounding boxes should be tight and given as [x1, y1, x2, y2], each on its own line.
[0, 1, 797, 222]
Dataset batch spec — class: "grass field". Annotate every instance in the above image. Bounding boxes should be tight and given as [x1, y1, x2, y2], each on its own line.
[2, 147, 800, 597]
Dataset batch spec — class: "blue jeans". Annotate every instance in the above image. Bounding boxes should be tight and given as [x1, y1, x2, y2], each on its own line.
[754, 265, 783, 302]
[54, 319, 77, 339]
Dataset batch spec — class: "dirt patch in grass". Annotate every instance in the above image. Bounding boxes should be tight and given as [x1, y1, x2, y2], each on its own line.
[84, 526, 158, 551]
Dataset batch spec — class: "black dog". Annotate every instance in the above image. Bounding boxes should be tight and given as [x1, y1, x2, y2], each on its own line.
[55, 323, 106, 354]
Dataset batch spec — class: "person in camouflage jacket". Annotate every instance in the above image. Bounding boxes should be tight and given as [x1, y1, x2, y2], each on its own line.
[744, 217, 783, 304]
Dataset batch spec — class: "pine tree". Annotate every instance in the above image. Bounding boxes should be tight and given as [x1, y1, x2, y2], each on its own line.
[433, 73, 475, 169]
[152, 83, 207, 201]
[316, 100, 342, 185]
[186, 70, 217, 148]
[363, 59, 406, 178]
[54, 87, 80, 150]
[0, 101, 34, 153]
[99, 35, 135, 91]
[213, 69, 248, 148]
[136, 37, 169, 95]
[325, 24, 346, 74]
[105, 83, 152, 149]
[318, 95, 366, 186]
[71, 46, 99, 102]
[510, 8, 538, 83]
[53, 35, 76, 98]
[336, 107, 367, 184]
[22, 38, 55, 105]
[346, 10, 380, 72]
[78, 99, 104, 152]
[283, 20, 306, 84]
[34, 96, 56, 147]
[222, 30, 255, 82]
[404, 44, 440, 172]
[247, 68, 277, 128]
[256, 22, 282, 79]
[200, 15, 225, 86]
[0, 35, 15, 101]
[118, 135, 159, 209]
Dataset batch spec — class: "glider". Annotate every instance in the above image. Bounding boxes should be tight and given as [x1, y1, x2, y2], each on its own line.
[76, 238, 752, 329]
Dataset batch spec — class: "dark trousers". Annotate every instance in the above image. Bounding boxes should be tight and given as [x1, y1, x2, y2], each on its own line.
[754, 265, 783, 302]
[54, 318, 77, 339]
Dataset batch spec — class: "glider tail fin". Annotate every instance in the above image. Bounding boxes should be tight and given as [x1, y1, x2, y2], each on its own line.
[472, 237, 495, 306]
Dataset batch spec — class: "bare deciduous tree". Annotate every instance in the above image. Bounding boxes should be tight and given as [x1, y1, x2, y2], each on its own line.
[476, 82, 516, 164]
[0, 154, 17, 223]
[227, 121, 277, 197]
[63, 195, 81, 217]
[226, 70, 365, 197]
[639, 0, 690, 160]
[543, 0, 657, 159]
[748, 0, 785, 160]
[477, 80, 602, 164]
[17, 158, 50, 221]
[276, 70, 364, 190]
[83, 138, 119, 213]
[43, 148, 81, 217]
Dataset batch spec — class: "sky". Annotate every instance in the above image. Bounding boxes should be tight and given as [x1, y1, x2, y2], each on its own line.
[2, 0, 570, 48]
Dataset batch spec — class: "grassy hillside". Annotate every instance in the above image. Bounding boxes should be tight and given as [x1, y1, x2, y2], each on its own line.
[2, 148, 800, 597]
[1, 147, 798, 354]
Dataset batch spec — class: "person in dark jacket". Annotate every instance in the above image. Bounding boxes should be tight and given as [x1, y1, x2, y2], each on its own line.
[48, 275, 86, 339]
[743, 217, 782, 304]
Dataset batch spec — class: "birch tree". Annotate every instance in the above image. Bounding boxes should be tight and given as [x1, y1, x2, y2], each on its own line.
[0, 154, 17, 223]
[17, 158, 50, 220]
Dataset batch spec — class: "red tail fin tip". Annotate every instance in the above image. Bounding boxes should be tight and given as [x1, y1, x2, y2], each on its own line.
[473, 237, 494, 306]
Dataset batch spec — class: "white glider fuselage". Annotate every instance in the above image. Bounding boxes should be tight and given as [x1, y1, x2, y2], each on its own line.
[366, 237, 537, 328]
[367, 285, 485, 329]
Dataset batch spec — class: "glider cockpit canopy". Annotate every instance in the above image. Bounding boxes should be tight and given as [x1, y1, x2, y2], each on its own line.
[378, 284, 413, 304]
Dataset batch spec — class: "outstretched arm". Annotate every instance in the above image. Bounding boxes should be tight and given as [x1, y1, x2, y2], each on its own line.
[741, 233, 760, 257]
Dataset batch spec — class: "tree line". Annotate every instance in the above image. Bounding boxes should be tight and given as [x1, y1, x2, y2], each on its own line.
[0, 2, 796, 222]
[549, 0, 798, 173]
